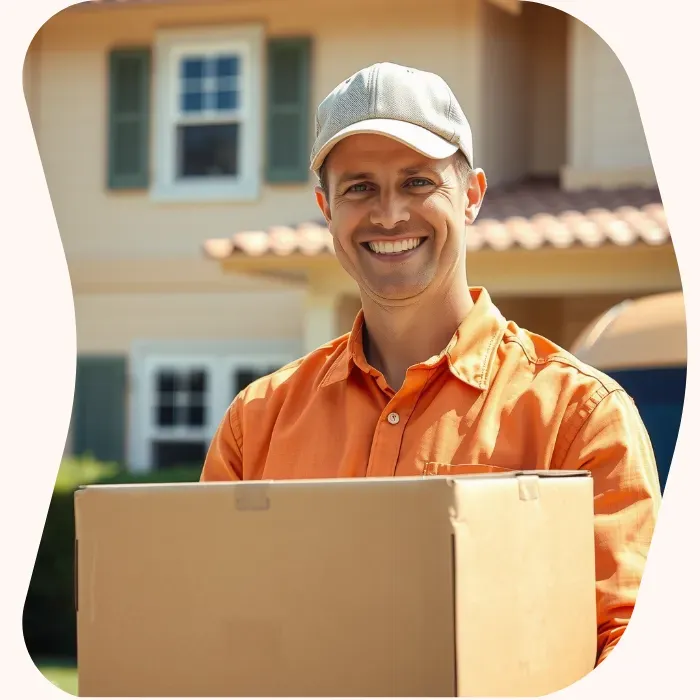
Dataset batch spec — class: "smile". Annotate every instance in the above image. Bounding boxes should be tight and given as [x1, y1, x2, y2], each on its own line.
[363, 237, 426, 255]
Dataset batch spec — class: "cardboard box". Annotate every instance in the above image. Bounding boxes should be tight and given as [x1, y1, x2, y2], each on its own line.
[75, 472, 597, 697]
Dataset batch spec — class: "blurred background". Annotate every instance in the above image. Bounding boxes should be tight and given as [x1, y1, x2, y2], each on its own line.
[22, 0, 684, 694]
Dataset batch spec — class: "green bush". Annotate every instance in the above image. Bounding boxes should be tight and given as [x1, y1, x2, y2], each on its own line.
[23, 456, 201, 662]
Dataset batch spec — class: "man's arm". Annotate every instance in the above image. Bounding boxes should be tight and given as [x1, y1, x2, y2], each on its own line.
[559, 387, 662, 665]
[200, 399, 243, 481]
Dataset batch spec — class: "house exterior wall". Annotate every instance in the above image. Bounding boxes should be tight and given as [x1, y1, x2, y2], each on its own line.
[479, 1, 531, 185]
[476, 2, 568, 185]
[526, 3, 567, 177]
[563, 15, 656, 189]
[74, 290, 305, 354]
[28, 0, 485, 265]
[493, 292, 647, 351]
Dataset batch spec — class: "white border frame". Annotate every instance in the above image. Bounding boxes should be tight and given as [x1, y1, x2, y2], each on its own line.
[152, 24, 264, 203]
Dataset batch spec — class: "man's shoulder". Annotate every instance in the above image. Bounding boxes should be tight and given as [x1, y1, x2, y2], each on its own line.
[502, 321, 624, 398]
[233, 333, 351, 408]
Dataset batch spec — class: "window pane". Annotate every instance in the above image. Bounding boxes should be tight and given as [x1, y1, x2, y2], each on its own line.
[153, 440, 207, 470]
[215, 55, 239, 77]
[158, 372, 176, 393]
[179, 55, 240, 116]
[177, 123, 239, 177]
[216, 90, 238, 110]
[181, 91, 204, 113]
[187, 405, 206, 427]
[155, 367, 209, 427]
[188, 370, 207, 393]
[181, 58, 205, 79]
[157, 405, 176, 427]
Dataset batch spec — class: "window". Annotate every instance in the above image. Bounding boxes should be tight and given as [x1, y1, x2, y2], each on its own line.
[146, 361, 214, 470]
[132, 344, 299, 472]
[154, 368, 208, 428]
[153, 25, 263, 202]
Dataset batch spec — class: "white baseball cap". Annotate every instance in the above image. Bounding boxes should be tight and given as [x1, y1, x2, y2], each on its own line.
[310, 62, 474, 175]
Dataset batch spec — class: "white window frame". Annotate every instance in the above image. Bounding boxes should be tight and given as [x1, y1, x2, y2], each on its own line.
[141, 354, 221, 470]
[129, 340, 302, 472]
[152, 24, 264, 203]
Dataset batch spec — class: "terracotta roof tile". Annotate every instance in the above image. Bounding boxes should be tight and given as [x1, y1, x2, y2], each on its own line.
[204, 183, 670, 259]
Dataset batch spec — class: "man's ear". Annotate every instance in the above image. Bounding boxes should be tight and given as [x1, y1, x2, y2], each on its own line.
[465, 168, 487, 225]
[315, 186, 332, 225]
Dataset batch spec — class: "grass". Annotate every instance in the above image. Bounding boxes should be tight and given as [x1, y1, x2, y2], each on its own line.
[36, 661, 78, 696]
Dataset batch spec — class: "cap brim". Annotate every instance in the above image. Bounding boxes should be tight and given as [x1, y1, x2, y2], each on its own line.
[310, 118, 459, 173]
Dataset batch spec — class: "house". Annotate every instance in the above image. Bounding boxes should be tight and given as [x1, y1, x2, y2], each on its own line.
[22, 0, 681, 473]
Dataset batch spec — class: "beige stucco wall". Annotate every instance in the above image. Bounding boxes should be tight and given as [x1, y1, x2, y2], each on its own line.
[75, 289, 304, 354]
[563, 15, 655, 189]
[526, 4, 567, 177]
[479, 1, 531, 185]
[478, 2, 568, 185]
[494, 292, 642, 351]
[27, 0, 485, 265]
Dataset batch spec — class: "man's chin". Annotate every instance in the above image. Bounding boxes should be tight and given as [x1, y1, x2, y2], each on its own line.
[361, 279, 432, 305]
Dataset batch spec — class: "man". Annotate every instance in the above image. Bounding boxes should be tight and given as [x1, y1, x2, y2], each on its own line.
[201, 63, 662, 666]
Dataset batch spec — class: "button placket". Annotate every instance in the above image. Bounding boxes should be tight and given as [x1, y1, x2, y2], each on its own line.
[366, 369, 430, 477]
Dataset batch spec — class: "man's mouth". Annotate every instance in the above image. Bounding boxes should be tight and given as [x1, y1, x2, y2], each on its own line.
[362, 237, 426, 255]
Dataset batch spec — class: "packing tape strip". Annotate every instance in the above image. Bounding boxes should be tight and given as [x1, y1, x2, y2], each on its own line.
[517, 474, 540, 501]
[235, 485, 270, 511]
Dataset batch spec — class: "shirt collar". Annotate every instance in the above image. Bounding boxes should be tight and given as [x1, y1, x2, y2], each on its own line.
[320, 287, 507, 391]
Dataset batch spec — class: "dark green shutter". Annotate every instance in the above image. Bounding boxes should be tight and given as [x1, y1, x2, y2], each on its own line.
[108, 48, 151, 189]
[73, 356, 127, 464]
[266, 38, 312, 183]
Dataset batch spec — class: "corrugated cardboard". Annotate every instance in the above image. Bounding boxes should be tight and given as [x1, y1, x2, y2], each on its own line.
[74, 472, 597, 697]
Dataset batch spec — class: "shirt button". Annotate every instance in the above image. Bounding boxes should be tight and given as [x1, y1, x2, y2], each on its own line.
[387, 412, 400, 425]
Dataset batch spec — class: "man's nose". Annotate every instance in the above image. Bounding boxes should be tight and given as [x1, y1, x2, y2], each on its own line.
[369, 191, 410, 229]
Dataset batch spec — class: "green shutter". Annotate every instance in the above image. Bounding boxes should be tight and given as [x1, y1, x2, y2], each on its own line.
[73, 356, 127, 465]
[266, 38, 312, 183]
[108, 48, 151, 189]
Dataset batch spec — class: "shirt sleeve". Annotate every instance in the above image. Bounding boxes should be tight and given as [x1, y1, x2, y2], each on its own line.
[200, 398, 244, 481]
[559, 387, 662, 665]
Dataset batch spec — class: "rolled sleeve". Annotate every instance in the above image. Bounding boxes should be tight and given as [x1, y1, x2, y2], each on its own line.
[559, 388, 662, 665]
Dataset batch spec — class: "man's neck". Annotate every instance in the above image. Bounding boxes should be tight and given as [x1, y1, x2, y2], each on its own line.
[361, 282, 475, 392]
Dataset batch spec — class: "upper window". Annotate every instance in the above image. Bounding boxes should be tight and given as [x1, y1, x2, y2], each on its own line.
[153, 26, 263, 202]
[177, 54, 241, 178]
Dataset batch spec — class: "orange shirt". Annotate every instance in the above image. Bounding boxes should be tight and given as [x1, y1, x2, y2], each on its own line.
[201, 286, 661, 666]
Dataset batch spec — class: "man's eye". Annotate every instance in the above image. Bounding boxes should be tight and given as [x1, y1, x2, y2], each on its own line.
[347, 183, 369, 193]
[408, 178, 433, 187]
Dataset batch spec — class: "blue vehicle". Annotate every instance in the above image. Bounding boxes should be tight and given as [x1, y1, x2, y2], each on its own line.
[570, 291, 686, 494]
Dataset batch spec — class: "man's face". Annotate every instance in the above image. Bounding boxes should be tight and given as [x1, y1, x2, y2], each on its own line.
[315, 134, 486, 304]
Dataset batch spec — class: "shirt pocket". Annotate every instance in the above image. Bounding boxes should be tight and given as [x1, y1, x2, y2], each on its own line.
[422, 462, 518, 477]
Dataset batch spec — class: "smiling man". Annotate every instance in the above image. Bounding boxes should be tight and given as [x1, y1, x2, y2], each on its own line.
[201, 63, 662, 666]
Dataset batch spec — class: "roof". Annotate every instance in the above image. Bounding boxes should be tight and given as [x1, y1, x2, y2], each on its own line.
[203, 183, 669, 260]
[80, 0, 186, 6]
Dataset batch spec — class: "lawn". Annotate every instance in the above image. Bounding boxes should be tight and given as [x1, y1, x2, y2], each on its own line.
[36, 661, 78, 696]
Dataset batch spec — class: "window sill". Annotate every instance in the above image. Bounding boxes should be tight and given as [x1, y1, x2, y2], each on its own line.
[150, 179, 260, 203]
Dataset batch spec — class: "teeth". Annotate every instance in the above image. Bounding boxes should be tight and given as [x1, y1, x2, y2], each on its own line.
[368, 238, 422, 255]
